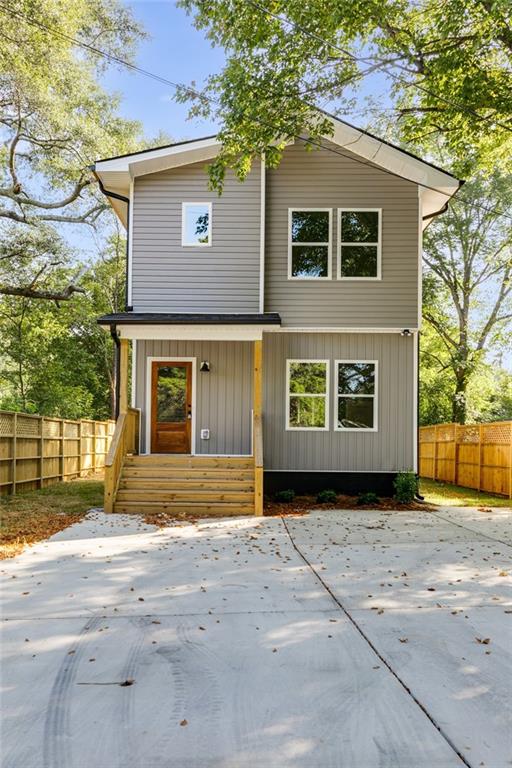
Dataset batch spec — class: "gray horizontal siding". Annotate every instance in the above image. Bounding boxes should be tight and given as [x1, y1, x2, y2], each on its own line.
[263, 332, 415, 472]
[265, 142, 419, 327]
[132, 161, 261, 313]
[136, 340, 253, 455]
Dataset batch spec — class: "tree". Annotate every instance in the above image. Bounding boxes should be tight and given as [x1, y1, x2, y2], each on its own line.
[0, 233, 126, 418]
[421, 173, 512, 423]
[177, 0, 512, 189]
[0, 0, 144, 299]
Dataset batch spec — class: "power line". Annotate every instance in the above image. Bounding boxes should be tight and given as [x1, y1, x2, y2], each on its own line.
[1, 2, 511, 223]
[243, 0, 512, 135]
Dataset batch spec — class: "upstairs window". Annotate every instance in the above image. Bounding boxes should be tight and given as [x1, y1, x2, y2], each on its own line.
[335, 361, 377, 431]
[288, 209, 332, 279]
[286, 360, 329, 430]
[338, 209, 381, 279]
[182, 202, 212, 246]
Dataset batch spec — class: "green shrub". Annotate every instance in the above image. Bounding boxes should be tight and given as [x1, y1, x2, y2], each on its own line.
[274, 489, 295, 502]
[393, 471, 418, 503]
[357, 491, 380, 506]
[316, 489, 338, 504]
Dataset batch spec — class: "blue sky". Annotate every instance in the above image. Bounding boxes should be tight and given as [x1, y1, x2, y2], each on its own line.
[101, 1, 225, 142]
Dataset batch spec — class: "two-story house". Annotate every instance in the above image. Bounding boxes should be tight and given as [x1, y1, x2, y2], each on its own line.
[93, 114, 462, 516]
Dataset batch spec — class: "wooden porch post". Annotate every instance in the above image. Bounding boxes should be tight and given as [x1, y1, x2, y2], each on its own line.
[119, 338, 129, 415]
[253, 339, 264, 516]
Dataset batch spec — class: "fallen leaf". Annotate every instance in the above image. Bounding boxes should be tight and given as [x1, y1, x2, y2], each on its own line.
[475, 637, 490, 645]
[399, 638, 409, 643]
[119, 678, 135, 687]
[180, 719, 188, 726]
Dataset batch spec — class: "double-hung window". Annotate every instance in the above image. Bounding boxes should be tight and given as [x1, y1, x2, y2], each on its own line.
[335, 361, 378, 431]
[286, 360, 329, 430]
[182, 202, 212, 246]
[338, 209, 381, 279]
[288, 209, 332, 279]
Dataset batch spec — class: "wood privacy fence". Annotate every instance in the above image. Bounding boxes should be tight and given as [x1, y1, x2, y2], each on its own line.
[0, 410, 115, 496]
[419, 421, 512, 498]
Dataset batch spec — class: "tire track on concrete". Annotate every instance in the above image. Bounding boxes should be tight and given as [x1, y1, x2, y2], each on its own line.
[43, 616, 101, 768]
[280, 516, 474, 768]
[115, 617, 148, 768]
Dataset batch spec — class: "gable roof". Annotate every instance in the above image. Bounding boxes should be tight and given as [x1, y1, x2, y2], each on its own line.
[92, 114, 463, 227]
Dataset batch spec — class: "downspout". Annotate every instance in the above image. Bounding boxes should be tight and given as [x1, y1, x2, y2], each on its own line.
[415, 330, 425, 501]
[91, 170, 132, 312]
[110, 325, 121, 420]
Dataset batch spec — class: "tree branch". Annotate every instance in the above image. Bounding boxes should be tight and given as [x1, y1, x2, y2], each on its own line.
[0, 284, 86, 301]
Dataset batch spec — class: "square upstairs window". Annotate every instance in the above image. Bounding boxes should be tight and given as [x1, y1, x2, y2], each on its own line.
[288, 209, 332, 279]
[335, 361, 378, 431]
[286, 360, 329, 430]
[338, 209, 381, 279]
[182, 202, 212, 247]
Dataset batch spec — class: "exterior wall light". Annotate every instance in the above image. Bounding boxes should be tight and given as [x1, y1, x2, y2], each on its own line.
[401, 329, 411, 336]
[200, 361, 210, 372]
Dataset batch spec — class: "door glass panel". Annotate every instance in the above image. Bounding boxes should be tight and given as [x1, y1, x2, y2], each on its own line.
[156, 366, 187, 422]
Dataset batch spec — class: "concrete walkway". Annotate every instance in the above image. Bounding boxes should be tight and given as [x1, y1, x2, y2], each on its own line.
[1, 506, 511, 768]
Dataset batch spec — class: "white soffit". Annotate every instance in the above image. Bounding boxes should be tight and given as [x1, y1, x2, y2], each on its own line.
[116, 324, 279, 341]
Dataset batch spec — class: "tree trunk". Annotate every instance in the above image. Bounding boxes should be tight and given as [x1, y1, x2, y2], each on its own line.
[452, 373, 468, 423]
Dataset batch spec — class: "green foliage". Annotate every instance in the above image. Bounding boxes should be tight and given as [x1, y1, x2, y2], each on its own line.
[393, 472, 418, 504]
[0, 234, 125, 419]
[316, 489, 338, 504]
[178, 0, 512, 188]
[357, 491, 380, 506]
[274, 489, 295, 502]
[421, 173, 512, 424]
[0, 0, 144, 227]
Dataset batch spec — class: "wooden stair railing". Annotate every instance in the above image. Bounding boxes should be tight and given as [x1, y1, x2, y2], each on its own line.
[253, 412, 263, 516]
[104, 407, 140, 513]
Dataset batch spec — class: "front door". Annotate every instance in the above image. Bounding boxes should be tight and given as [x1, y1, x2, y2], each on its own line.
[151, 361, 192, 453]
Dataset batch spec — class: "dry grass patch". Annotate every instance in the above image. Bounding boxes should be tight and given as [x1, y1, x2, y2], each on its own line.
[0, 477, 104, 559]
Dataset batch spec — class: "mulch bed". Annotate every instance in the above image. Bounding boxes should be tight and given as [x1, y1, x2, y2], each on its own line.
[264, 494, 431, 516]
[139, 495, 431, 528]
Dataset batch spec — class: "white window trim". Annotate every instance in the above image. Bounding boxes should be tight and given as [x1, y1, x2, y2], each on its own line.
[145, 356, 197, 454]
[334, 359, 378, 432]
[181, 202, 212, 247]
[337, 208, 382, 281]
[286, 359, 330, 431]
[287, 208, 332, 281]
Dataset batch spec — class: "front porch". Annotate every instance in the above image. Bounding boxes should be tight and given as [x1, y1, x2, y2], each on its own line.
[103, 332, 265, 516]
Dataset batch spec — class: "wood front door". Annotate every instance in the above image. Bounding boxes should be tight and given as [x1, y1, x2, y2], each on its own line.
[151, 361, 192, 453]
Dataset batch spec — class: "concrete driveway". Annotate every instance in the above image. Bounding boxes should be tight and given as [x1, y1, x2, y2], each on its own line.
[1, 506, 511, 768]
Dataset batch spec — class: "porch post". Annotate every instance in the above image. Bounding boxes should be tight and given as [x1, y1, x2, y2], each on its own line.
[119, 338, 129, 414]
[253, 339, 264, 516]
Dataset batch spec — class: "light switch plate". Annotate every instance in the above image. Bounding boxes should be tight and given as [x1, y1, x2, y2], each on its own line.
[200, 428, 210, 440]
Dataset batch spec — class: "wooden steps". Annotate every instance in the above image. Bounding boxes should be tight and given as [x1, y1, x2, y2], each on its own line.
[113, 454, 256, 516]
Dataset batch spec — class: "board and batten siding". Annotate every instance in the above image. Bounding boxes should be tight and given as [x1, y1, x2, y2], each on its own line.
[136, 340, 253, 455]
[263, 332, 415, 472]
[265, 141, 419, 327]
[131, 161, 261, 313]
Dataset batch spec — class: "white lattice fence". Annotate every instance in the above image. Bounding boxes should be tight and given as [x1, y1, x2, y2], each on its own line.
[0, 411, 115, 495]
